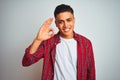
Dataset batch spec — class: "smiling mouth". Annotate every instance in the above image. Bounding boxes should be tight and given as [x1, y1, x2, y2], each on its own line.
[63, 28, 70, 32]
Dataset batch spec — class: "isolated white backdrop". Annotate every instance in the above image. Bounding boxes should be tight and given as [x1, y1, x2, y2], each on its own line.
[0, 0, 120, 80]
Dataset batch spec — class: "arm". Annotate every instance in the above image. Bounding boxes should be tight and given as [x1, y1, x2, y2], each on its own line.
[22, 41, 45, 66]
[87, 41, 96, 80]
[22, 18, 55, 66]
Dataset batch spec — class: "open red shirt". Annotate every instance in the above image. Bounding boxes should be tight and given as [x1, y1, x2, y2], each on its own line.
[22, 32, 96, 80]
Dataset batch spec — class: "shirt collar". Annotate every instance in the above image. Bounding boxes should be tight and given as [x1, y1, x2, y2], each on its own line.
[55, 31, 80, 43]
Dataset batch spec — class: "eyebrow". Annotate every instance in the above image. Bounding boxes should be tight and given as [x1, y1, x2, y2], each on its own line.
[56, 18, 72, 22]
[66, 18, 72, 20]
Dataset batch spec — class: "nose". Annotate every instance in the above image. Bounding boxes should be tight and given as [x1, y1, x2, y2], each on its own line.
[63, 21, 68, 28]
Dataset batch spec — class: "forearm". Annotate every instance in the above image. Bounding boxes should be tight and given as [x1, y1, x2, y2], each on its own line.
[22, 18, 54, 66]
[29, 38, 43, 54]
[22, 39, 44, 66]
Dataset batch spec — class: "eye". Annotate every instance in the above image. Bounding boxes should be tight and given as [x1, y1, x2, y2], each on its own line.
[67, 19, 72, 22]
[57, 21, 63, 24]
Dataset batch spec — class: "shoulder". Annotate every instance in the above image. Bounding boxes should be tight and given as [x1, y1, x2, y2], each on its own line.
[75, 33, 90, 42]
[74, 32, 92, 47]
[48, 33, 60, 42]
[43, 33, 60, 45]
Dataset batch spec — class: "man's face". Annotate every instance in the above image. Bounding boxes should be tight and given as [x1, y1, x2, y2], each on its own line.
[55, 12, 75, 39]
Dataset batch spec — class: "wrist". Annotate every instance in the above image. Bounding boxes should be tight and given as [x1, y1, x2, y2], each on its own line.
[35, 37, 44, 42]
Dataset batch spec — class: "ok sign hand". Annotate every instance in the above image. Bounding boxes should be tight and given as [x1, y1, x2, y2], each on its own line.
[36, 18, 55, 41]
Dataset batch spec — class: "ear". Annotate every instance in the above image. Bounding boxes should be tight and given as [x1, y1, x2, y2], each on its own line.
[73, 17, 75, 23]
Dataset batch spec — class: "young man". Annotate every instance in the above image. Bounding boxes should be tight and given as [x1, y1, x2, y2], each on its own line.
[22, 4, 96, 80]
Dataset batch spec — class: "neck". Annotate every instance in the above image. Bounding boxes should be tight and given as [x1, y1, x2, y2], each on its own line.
[60, 32, 74, 39]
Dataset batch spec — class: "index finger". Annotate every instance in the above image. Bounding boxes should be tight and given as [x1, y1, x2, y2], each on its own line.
[43, 18, 54, 27]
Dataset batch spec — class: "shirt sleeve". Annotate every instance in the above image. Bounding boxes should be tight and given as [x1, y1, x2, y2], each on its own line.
[87, 41, 96, 80]
[22, 41, 45, 66]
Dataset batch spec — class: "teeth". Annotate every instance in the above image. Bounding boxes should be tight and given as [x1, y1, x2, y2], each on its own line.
[64, 28, 70, 32]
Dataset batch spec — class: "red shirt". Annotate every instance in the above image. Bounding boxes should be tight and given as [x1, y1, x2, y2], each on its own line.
[22, 32, 96, 80]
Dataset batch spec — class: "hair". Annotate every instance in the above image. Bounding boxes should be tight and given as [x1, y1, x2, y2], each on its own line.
[54, 4, 74, 18]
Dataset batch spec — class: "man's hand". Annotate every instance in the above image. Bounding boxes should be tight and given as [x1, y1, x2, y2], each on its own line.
[36, 18, 55, 41]
[29, 18, 55, 54]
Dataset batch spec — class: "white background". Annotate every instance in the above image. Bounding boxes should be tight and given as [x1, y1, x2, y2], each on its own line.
[0, 0, 120, 80]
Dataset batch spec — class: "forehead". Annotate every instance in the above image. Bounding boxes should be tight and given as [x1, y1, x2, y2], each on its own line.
[55, 12, 74, 20]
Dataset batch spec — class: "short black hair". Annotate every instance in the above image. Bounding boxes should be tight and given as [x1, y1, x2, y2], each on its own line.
[54, 4, 74, 18]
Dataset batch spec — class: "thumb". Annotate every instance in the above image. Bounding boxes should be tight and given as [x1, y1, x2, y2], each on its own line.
[48, 28, 55, 38]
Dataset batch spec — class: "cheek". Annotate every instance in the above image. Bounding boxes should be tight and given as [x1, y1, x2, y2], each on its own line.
[58, 26, 63, 30]
[71, 22, 75, 27]
[57, 24, 63, 29]
[56, 23, 61, 27]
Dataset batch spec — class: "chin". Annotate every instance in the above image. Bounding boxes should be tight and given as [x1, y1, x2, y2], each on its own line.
[61, 31, 73, 37]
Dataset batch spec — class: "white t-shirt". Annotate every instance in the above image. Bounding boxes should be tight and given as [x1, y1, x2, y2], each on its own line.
[54, 37, 77, 80]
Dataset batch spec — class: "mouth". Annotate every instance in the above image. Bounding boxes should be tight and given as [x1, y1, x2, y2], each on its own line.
[63, 28, 70, 32]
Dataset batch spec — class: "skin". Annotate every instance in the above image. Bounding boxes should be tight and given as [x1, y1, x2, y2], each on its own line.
[29, 12, 75, 54]
[55, 12, 75, 39]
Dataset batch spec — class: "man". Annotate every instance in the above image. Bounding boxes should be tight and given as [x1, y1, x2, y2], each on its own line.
[22, 4, 96, 80]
